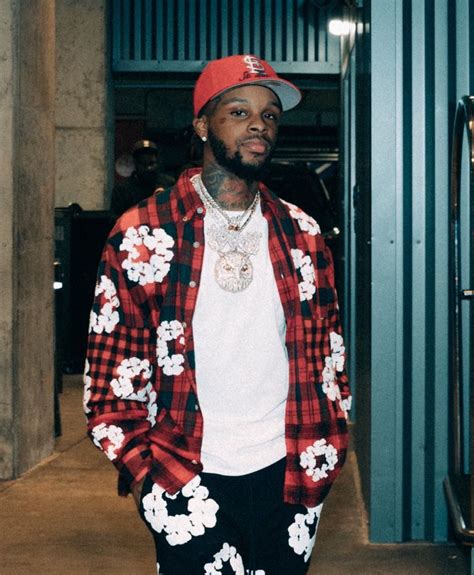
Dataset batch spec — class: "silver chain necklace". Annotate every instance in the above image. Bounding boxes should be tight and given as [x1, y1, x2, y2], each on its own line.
[191, 174, 262, 293]
[192, 174, 260, 231]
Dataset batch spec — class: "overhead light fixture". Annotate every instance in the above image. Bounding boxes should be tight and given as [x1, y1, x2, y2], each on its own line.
[328, 18, 355, 36]
[325, 0, 359, 36]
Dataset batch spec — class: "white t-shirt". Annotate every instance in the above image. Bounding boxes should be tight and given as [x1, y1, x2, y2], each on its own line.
[192, 204, 289, 475]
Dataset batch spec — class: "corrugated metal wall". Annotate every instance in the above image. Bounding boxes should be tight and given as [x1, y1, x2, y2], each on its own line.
[111, 0, 340, 73]
[349, 0, 473, 542]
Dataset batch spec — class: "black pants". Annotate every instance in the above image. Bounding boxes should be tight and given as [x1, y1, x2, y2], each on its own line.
[139, 458, 322, 575]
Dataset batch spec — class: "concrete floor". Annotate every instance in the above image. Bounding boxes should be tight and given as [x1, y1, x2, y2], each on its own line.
[0, 376, 470, 575]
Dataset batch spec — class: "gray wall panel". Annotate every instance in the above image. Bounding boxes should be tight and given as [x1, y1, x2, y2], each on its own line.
[111, 0, 340, 73]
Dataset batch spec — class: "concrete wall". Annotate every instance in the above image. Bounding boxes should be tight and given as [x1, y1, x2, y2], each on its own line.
[0, 0, 56, 478]
[55, 0, 113, 210]
[0, 0, 16, 479]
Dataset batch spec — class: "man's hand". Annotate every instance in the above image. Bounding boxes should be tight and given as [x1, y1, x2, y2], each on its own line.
[131, 476, 146, 509]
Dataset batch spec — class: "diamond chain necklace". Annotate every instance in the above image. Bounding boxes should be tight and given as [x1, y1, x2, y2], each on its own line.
[190, 174, 262, 293]
[191, 174, 260, 232]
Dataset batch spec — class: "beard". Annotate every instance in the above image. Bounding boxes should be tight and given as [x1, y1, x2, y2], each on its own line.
[207, 129, 274, 181]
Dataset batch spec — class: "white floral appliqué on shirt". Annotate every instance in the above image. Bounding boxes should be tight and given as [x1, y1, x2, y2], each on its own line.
[83, 359, 92, 414]
[288, 503, 323, 562]
[322, 356, 340, 401]
[142, 475, 219, 546]
[330, 331, 345, 372]
[156, 320, 185, 376]
[111, 357, 152, 397]
[299, 439, 338, 483]
[91, 422, 125, 461]
[282, 199, 321, 236]
[110, 357, 158, 426]
[321, 331, 352, 416]
[340, 395, 352, 414]
[204, 542, 245, 574]
[120, 225, 174, 285]
[145, 384, 159, 427]
[88, 275, 120, 334]
[291, 248, 316, 301]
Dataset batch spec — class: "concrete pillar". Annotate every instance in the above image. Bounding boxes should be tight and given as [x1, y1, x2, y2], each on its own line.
[0, 0, 56, 478]
[55, 0, 113, 210]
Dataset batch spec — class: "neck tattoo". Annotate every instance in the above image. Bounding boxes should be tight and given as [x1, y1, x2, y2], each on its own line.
[191, 174, 262, 293]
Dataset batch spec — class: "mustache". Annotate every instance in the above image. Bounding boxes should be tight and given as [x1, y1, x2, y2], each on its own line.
[240, 135, 273, 144]
[239, 135, 274, 151]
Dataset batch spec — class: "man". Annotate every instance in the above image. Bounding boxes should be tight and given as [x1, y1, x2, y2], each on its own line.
[110, 139, 175, 216]
[84, 54, 351, 574]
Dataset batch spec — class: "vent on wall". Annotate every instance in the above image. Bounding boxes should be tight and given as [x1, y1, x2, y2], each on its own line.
[112, 0, 340, 74]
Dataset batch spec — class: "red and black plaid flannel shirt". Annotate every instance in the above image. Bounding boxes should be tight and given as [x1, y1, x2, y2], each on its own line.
[84, 167, 351, 508]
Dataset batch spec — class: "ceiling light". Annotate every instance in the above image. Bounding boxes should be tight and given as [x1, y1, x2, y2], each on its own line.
[328, 19, 355, 36]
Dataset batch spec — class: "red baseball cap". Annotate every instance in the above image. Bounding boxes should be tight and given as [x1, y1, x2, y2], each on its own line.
[193, 54, 301, 117]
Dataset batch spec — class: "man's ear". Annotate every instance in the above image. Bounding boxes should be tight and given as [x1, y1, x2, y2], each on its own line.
[193, 116, 208, 142]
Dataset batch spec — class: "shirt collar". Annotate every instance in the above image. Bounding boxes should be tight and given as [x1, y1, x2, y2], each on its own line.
[173, 168, 205, 223]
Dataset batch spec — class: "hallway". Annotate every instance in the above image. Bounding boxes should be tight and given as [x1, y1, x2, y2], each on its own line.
[0, 376, 469, 575]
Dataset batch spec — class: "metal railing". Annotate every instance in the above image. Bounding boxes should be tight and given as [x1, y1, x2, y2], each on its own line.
[444, 95, 474, 550]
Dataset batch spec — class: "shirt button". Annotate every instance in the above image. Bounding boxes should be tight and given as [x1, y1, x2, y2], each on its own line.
[194, 403, 199, 411]
[182, 215, 188, 222]
[191, 459, 199, 465]
[189, 280, 197, 288]
[182, 321, 187, 329]
[193, 241, 200, 249]
[196, 206, 204, 214]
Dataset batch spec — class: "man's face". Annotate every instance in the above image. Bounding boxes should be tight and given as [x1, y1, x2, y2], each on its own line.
[202, 85, 282, 180]
[134, 152, 159, 183]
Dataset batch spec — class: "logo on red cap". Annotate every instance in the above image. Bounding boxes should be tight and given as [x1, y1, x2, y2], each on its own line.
[239, 55, 268, 81]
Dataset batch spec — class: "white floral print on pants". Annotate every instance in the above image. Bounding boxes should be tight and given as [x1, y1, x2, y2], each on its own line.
[139, 458, 322, 575]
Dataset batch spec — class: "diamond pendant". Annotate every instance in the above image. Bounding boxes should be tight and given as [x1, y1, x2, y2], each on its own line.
[214, 250, 253, 292]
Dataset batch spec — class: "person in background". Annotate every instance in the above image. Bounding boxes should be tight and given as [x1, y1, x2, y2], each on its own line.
[110, 139, 175, 216]
[85, 54, 351, 574]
